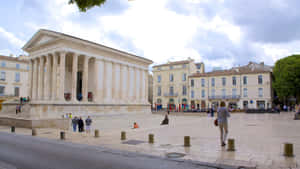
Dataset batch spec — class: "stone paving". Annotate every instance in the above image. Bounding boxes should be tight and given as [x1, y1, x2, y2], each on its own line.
[0, 112, 299, 169]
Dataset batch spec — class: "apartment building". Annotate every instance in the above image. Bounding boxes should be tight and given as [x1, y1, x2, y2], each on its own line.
[152, 58, 204, 110]
[189, 62, 273, 110]
[0, 55, 29, 98]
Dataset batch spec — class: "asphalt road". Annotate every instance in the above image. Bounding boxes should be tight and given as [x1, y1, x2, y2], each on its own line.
[0, 132, 236, 169]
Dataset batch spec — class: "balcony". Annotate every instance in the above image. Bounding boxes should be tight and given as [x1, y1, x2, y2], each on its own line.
[208, 95, 241, 100]
[164, 92, 178, 97]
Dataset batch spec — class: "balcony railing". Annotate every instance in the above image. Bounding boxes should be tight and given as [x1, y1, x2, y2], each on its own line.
[164, 92, 178, 97]
[208, 95, 241, 100]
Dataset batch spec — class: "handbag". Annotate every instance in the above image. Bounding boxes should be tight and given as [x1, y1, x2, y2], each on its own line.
[214, 119, 218, 126]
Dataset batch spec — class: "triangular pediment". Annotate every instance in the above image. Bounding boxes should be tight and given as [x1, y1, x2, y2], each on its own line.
[22, 29, 61, 52]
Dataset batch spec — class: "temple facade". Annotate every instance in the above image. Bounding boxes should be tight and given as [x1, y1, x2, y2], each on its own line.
[2, 29, 153, 119]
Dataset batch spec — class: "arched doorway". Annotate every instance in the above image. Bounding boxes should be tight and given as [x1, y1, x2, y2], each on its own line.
[181, 98, 188, 111]
[168, 98, 176, 111]
[156, 98, 162, 110]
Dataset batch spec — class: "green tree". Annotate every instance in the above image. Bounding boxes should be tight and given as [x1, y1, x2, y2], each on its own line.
[69, 0, 106, 12]
[272, 55, 300, 104]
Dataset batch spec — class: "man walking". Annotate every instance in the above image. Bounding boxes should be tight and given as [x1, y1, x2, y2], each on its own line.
[78, 117, 84, 132]
[71, 116, 78, 132]
[85, 116, 92, 133]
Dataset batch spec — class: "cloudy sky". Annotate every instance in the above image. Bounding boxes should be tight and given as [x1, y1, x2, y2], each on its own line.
[0, 0, 299, 71]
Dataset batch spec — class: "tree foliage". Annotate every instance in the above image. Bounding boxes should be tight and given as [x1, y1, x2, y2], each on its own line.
[272, 55, 300, 103]
[69, 0, 106, 12]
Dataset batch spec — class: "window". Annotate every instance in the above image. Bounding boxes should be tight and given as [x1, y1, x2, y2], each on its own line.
[191, 79, 194, 87]
[169, 86, 174, 95]
[259, 88, 263, 97]
[170, 65, 173, 70]
[211, 89, 215, 97]
[169, 74, 174, 82]
[211, 78, 215, 87]
[243, 76, 247, 85]
[14, 87, 19, 96]
[222, 89, 226, 98]
[191, 90, 194, 98]
[157, 75, 161, 83]
[15, 72, 20, 82]
[243, 88, 248, 97]
[258, 75, 263, 84]
[201, 90, 205, 98]
[0, 71, 5, 81]
[201, 79, 205, 87]
[182, 85, 187, 95]
[1, 62, 6, 67]
[182, 64, 186, 68]
[222, 77, 226, 86]
[157, 86, 161, 96]
[232, 76, 236, 86]
[196, 64, 201, 69]
[182, 73, 186, 81]
[0, 86, 4, 96]
[232, 88, 237, 97]
[16, 64, 20, 69]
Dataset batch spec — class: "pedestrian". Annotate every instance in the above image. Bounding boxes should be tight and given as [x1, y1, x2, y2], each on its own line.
[161, 114, 169, 125]
[167, 110, 170, 115]
[16, 105, 19, 114]
[210, 107, 214, 117]
[85, 116, 92, 133]
[78, 117, 84, 132]
[69, 113, 72, 119]
[217, 101, 230, 147]
[71, 116, 78, 132]
[133, 122, 139, 129]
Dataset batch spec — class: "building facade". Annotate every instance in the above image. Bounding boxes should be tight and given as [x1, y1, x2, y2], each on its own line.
[152, 59, 204, 110]
[189, 62, 273, 110]
[1, 29, 152, 119]
[0, 55, 28, 98]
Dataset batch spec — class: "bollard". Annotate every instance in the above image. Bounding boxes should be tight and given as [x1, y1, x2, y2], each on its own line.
[32, 129, 37, 136]
[11, 126, 15, 133]
[227, 139, 235, 151]
[148, 134, 154, 144]
[283, 143, 294, 157]
[60, 131, 65, 140]
[95, 129, 99, 138]
[184, 136, 191, 147]
[121, 131, 126, 140]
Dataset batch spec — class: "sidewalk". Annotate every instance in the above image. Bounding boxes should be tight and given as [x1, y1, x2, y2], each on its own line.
[0, 112, 299, 169]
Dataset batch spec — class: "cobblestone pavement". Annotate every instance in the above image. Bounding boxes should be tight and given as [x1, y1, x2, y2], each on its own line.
[0, 112, 299, 169]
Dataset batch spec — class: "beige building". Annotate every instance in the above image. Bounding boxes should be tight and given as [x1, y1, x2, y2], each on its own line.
[152, 59, 204, 110]
[1, 29, 152, 119]
[0, 55, 28, 98]
[189, 62, 273, 110]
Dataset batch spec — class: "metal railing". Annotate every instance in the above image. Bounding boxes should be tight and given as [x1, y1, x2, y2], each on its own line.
[164, 92, 178, 97]
[208, 95, 241, 100]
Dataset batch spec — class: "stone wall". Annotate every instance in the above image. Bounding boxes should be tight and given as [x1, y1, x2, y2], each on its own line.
[0, 117, 70, 129]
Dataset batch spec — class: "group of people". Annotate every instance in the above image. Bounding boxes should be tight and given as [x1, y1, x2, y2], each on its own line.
[71, 116, 93, 133]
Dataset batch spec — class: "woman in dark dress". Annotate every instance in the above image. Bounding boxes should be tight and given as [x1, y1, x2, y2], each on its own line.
[78, 117, 84, 132]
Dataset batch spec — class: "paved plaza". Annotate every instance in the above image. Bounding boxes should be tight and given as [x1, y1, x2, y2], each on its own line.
[0, 112, 299, 169]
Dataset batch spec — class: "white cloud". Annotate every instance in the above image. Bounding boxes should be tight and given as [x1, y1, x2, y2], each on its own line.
[0, 27, 25, 47]
[0, 49, 12, 56]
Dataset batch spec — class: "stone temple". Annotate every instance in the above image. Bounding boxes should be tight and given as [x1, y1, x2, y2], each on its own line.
[1, 29, 153, 125]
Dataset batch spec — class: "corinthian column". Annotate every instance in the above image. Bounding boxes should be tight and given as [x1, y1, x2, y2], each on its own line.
[128, 66, 134, 102]
[82, 56, 89, 102]
[71, 53, 78, 102]
[44, 55, 51, 100]
[28, 59, 33, 98]
[51, 54, 57, 101]
[104, 60, 112, 103]
[141, 69, 146, 103]
[145, 70, 149, 104]
[113, 63, 121, 103]
[32, 59, 38, 100]
[135, 68, 140, 103]
[120, 64, 127, 103]
[95, 59, 104, 103]
[38, 57, 44, 100]
[59, 51, 66, 101]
